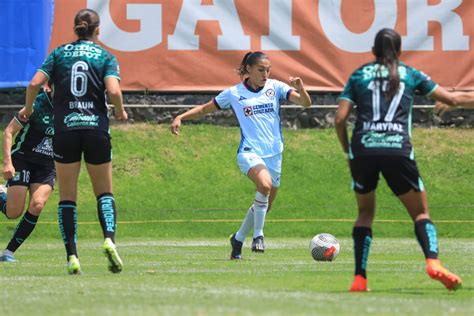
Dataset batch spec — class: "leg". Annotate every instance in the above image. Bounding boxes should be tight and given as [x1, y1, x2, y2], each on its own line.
[4, 184, 52, 257]
[267, 187, 278, 213]
[247, 165, 272, 252]
[85, 162, 122, 273]
[4, 186, 28, 219]
[55, 161, 81, 262]
[0, 186, 28, 261]
[350, 191, 375, 292]
[398, 189, 462, 290]
[85, 162, 116, 241]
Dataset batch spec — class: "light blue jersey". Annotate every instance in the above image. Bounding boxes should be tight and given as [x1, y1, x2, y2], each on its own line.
[214, 79, 293, 158]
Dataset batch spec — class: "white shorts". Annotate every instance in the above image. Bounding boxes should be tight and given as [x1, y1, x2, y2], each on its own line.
[237, 152, 282, 187]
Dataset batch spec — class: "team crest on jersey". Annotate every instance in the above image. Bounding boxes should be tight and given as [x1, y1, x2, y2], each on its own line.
[265, 89, 275, 100]
[243, 106, 253, 116]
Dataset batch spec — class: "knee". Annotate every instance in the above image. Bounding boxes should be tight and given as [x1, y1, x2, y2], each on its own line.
[256, 182, 272, 196]
[5, 211, 21, 220]
[29, 199, 46, 215]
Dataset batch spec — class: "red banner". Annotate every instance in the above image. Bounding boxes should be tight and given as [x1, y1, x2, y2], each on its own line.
[49, 0, 474, 91]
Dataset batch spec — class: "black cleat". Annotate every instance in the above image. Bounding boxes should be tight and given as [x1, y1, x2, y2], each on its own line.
[251, 236, 265, 253]
[229, 233, 243, 260]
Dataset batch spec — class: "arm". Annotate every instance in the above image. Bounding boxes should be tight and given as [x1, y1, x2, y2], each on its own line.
[105, 77, 128, 121]
[287, 77, 311, 107]
[431, 87, 474, 116]
[2, 119, 22, 180]
[335, 99, 353, 157]
[19, 71, 48, 121]
[170, 100, 219, 135]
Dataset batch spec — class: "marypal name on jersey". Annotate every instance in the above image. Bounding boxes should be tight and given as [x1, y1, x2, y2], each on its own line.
[49, 0, 472, 90]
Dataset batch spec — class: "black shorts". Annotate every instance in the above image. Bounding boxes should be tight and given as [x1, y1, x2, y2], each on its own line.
[7, 158, 55, 188]
[350, 156, 424, 196]
[53, 130, 112, 164]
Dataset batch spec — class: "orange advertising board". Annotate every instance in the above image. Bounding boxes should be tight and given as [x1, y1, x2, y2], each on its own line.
[49, 0, 473, 91]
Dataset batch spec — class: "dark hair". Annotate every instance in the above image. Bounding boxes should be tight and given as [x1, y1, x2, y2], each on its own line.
[74, 9, 100, 39]
[237, 51, 269, 78]
[373, 28, 401, 99]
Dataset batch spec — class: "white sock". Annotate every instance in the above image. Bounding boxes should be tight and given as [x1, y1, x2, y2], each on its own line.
[2, 249, 13, 256]
[235, 207, 254, 242]
[253, 191, 269, 238]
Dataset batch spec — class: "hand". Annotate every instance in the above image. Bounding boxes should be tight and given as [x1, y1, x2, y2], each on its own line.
[18, 107, 33, 122]
[434, 101, 455, 117]
[43, 82, 52, 93]
[115, 109, 128, 121]
[3, 163, 15, 180]
[170, 117, 182, 135]
[289, 76, 304, 91]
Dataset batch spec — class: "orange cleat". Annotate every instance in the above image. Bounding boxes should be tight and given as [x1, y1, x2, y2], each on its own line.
[349, 274, 369, 292]
[426, 259, 462, 291]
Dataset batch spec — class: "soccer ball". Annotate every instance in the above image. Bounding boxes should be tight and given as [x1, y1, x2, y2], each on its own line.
[309, 233, 340, 262]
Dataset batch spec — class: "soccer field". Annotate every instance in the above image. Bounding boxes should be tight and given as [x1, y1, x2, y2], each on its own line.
[0, 238, 472, 315]
[1, 125, 473, 315]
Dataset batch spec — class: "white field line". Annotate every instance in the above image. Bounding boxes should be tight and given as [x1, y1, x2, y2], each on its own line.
[1, 218, 473, 225]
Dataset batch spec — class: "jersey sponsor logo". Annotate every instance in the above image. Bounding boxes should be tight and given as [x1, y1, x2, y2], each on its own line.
[265, 88, 275, 100]
[251, 103, 275, 115]
[243, 103, 276, 116]
[63, 43, 103, 60]
[32, 137, 54, 157]
[363, 121, 404, 132]
[244, 106, 253, 116]
[69, 101, 95, 110]
[64, 113, 99, 128]
[45, 127, 54, 136]
[361, 132, 403, 149]
[42, 116, 51, 124]
[362, 64, 407, 81]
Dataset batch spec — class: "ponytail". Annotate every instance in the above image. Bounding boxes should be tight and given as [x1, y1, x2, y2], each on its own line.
[373, 29, 401, 99]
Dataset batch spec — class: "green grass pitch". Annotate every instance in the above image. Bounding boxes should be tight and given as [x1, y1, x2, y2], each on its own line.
[1, 125, 473, 315]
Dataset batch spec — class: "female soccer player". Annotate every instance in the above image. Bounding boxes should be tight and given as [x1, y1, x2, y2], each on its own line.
[19, 9, 127, 274]
[171, 51, 311, 259]
[335, 28, 465, 292]
[0, 89, 55, 262]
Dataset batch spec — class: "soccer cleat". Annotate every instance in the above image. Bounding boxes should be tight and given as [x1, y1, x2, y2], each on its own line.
[251, 236, 265, 253]
[68, 255, 81, 275]
[0, 250, 16, 262]
[103, 238, 123, 273]
[349, 275, 369, 292]
[426, 259, 462, 291]
[229, 233, 243, 260]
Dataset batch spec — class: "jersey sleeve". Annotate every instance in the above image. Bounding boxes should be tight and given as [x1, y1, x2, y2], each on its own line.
[213, 88, 232, 110]
[412, 68, 438, 97]
[13, 113, 27, 128]
[273, 80, 293, 101]
[339, 76, 356, 104]
[38, 48, 57, 79]
[104, 54, 121, 81]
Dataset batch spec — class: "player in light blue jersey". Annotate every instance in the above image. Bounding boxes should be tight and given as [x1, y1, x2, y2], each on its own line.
[171, 52, 311, 259]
